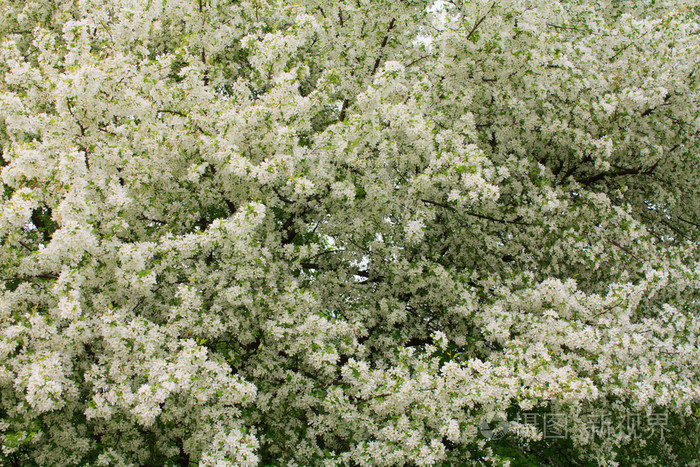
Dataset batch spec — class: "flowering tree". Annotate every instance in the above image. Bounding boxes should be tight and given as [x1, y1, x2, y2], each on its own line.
[1, 0, 700, 464]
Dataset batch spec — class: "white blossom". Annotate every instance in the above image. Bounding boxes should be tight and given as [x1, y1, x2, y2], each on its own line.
[1, 0, 699, 465]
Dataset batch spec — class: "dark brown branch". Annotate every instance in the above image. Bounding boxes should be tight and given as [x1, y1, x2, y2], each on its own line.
[281, 212, 300, 245]
[553, 157, 566, 177]
[201, 49, 209, 86]
[420, 198, 529, 225]
[610, 41, 634, 61]
[138, 214, 166, 225]
[97, 125, 117, 136]
[18, 240, 34, 252]
[223, 197, 237, 215]
[371, 18, 397, 75]
[406, 55, 431, 68]
[606, 239, 639, 260]
[158, 109, 187, 118]
[272, 186, 294, 204]
[559, 154, 593, 182]
[338, 98, 350, 122]
[545, 23, 598, 35]
[679, 216, 700, 228]
[2, 273, 59, 282]
[404, 337, 432, 347]
[281, 214, 296, 232]
[80, 146, 91, 170]
[466, 2, 496, 42]
[66, 102, 91, 170]
[420, 198, 456, 211]
[580, 160, 659, 186]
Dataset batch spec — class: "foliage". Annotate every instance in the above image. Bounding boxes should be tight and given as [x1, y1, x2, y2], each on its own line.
[1, 0, 700, 465]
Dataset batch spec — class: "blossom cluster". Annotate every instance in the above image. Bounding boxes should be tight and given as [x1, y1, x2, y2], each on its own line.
[1, 0, 699, 465]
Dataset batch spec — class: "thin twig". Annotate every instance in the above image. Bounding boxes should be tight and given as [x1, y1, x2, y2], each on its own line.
[466, 2, 496, 42]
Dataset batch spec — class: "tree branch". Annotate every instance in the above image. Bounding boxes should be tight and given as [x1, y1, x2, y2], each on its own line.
[339, 98, 350, 122]
[466, 2, 496, 42]
[2, 274, 59, 282]
[372, 18, 397, 75]
[18, 240, 34, 252]
[580, 160, 659, 186]
[406, 55, 431, 68]
[420, 198, 529, 225]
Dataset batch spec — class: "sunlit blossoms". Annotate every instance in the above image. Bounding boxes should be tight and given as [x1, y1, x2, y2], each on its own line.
[1, 0, 700, 465]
